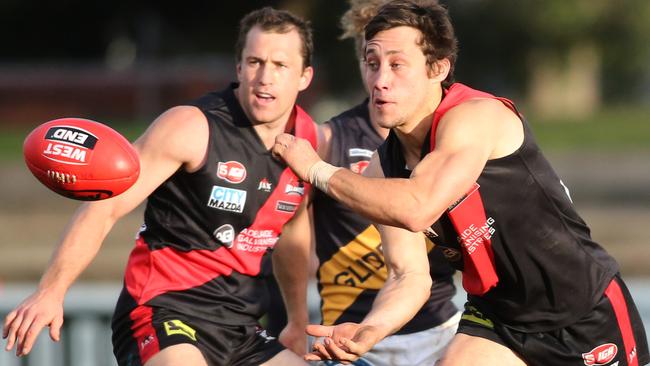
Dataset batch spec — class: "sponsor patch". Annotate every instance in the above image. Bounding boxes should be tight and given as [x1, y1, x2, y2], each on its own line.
[207, 185, 247, 213]
[45, 126, 98, 149]
[258, 178, 272, 192]
[276, 200, 297, 213]
[164, 320, 197, 341]
[213, 224, 235, 247]
[284, 183, 304, 196]
[235, 228, 279, 252]
[139, 334, 155, 350]
[350, 160, 370, 174]
[348, 148, 373, 158]
[582, 343, 618, 366]
[217, 161, 247, 184]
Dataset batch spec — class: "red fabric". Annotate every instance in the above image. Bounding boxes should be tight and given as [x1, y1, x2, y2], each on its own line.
[125, 105, 318, 304]
[428, 83, 511, 295]
[129, 305, 160, 364]
[605, 279, 639, 366]
[429, 83, 518, 150]
[447, 183, 499, 295]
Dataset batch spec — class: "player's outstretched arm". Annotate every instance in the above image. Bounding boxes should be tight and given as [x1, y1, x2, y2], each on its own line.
[272, 197, 312, 355]
[274, 99, 512, 232]
[2, 106, 209, 357]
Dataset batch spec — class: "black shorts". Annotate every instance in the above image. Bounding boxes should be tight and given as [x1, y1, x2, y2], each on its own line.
[111, 301, 284, 366]
[457, 275, 649, 366]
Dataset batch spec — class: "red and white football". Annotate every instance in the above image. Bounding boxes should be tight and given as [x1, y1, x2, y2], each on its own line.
[23, 118, 140, 201]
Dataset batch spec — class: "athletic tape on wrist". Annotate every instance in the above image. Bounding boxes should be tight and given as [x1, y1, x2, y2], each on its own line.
[308, 161, 341, 193]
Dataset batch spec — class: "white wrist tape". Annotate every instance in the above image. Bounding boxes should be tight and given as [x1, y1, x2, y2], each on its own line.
[308, 161, 341, 193]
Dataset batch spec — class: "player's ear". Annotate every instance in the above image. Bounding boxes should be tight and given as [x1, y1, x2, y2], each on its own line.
[298, 66, 314, 91]
[236, 63, 242, 81]
[428, 58, 450, 83]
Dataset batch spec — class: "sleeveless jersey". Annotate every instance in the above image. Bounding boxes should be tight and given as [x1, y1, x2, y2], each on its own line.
[122, 83, 317, 324]
[377, 83, 620, 332]
[313, 99, 457, 335]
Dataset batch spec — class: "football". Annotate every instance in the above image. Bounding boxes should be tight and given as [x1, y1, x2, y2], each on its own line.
[23, 118, 140, 201]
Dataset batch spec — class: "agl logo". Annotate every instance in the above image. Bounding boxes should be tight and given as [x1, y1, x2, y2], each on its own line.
[217, 161, 246, 184]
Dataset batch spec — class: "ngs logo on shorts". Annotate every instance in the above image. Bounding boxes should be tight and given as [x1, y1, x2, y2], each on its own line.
[207, 185, 247, 213]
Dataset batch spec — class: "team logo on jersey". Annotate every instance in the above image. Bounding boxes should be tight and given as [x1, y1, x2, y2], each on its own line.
[276, 201, 297, 213]
[284, 182, 304, 196]
[217, 161, 247, 184]
[164, 320, 197, 341]
[348, 148, 373, 158]
[582, 343, 618, 365]
[350, 160, 370, 174]
[213, 224, 235, 247]
[255, 327, 276, 343]
[258, 178, 272, 192]
[207, 185, 246, 213]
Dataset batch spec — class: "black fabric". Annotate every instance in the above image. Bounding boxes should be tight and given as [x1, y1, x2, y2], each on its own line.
[112, 288, 285, 366]
[458, 275, 649, 366]
[377, 84, 621, 332]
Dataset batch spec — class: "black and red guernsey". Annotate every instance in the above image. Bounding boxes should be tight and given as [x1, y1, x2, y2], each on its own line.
[377, 83, 621, 333]
[116, 83, 316, 326]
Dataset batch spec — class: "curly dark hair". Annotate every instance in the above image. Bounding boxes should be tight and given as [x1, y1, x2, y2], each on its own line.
[365, 0, 458, 87]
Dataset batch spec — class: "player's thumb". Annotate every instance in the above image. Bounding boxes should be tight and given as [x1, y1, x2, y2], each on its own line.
[305, 324, 332, 337]
[49, 315, 63, 342]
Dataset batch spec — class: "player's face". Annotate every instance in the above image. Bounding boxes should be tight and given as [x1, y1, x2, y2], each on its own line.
[364, 26, 440, 132]
[236, 26, 313, 127]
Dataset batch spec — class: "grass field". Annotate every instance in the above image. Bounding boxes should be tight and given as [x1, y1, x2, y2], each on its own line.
[2, 106, 649, 161]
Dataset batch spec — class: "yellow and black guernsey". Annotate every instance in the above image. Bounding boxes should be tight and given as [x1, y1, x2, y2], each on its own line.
[313, 99, 458, 334]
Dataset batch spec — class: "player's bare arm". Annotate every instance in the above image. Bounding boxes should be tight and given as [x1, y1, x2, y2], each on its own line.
[272, 196, 312, 355]
[275, 98, 520, 232]
[2, 106, 209, 356]
[306, 221, 432, 362]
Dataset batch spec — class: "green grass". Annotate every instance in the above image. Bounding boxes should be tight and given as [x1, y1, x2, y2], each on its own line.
[529, 106, 650, 151]
[1, 106, 649, 161]
[0, 122, 147, 162]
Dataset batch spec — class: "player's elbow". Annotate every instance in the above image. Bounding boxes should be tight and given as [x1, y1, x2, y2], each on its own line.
[400, 214, 435, 233]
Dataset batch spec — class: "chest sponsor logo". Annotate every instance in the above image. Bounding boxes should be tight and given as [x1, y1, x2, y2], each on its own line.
[276, 200, 297, 213]
[45, 126, 98, 149]
[348, 148, 373, 158]
[235, 228, 279, 252]
[350, 160, 369, 174]
[284, 182, 304, 196]
[458, 217, 496, 254]
[213, 224, 235, 248]
[217, 161, 247, 184]
[42, 143, 90, 164]
[582, 343, 618, 366]
[258, 178, 272, 192]
[207, 185, 246, 213]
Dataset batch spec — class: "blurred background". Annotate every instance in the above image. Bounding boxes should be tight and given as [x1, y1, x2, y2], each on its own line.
[1, 0, 649, 365]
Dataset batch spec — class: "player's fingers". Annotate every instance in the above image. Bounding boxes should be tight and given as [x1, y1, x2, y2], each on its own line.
[19, 316, 48, 356]
[15, 314, 36, 356]
[2, 310, 18, 339]
[4, 312, 24, 351]
[324, 337, 358, 362]
[49, 314, 64, 342]
[305, 324, 333, 337]
[304, 351, 326, 361]
[312, 339, 334, 360]
[340, 337, 370, 356]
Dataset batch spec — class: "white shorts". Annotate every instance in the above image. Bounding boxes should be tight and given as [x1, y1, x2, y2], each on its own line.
[321, 311, 461, 366]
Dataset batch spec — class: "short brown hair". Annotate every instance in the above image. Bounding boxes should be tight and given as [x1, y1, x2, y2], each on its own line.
[365, 0, 458, 87]
[235, 7, 313, 68]
[339, 0, 392, 58]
